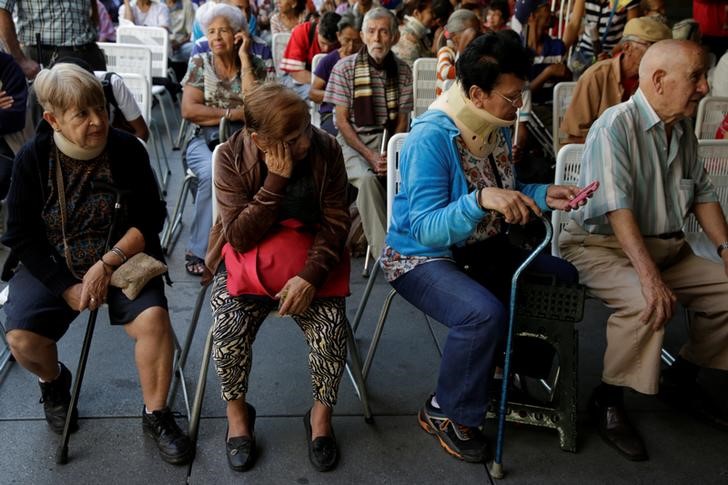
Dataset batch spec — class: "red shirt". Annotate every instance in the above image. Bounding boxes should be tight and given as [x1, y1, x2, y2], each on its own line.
[280, 21, 321, 73]
[693, 0, 728, 38]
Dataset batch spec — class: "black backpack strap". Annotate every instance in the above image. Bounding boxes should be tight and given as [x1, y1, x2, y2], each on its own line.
[308, 21, 318, 47]
[102, 71, 120, 111]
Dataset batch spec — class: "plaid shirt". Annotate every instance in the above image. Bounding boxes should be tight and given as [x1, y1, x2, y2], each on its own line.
[0, 0, 97, 47]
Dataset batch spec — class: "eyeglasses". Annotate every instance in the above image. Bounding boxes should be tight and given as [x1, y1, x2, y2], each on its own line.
[492, 89, 525, 107]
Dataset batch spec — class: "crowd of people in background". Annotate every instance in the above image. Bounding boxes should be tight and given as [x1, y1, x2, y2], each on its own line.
[0, 0, 727, 476]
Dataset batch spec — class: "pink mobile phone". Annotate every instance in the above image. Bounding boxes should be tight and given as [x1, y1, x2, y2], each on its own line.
[568, 180, 599, 209]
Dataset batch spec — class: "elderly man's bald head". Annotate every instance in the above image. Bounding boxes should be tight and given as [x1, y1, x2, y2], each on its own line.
[638, 40, 709, 124]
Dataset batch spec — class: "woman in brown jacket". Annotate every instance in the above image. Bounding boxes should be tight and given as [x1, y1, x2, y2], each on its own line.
[204, 83, 350, 473]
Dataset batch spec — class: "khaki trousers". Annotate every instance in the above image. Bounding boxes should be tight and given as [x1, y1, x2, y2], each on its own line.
[337, 131, 387, 258]
[560, 221, 728, 394]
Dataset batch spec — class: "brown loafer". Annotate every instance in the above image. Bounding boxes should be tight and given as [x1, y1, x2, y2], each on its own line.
[588, 392, 648, 461]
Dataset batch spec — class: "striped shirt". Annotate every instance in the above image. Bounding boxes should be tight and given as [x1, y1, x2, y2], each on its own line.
[0, 0, 98, 46]
[570, 89, 717, 236]
[323, 53, 413, 132]
[576, 0, 639, 57]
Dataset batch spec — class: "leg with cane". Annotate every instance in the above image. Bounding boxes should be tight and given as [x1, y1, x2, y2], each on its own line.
[56, 181, 125, 464]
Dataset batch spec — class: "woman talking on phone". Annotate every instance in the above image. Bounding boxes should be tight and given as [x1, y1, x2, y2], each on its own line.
[180, 3, 266, 276]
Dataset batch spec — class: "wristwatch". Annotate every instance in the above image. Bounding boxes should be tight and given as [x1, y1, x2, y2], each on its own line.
[717, 241, 728, 258]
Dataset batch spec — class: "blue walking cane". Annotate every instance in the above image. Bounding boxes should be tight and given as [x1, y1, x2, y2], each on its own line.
[489, 214, 553, 479]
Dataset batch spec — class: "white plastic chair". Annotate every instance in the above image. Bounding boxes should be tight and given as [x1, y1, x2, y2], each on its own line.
[684, 140, 728, 260]
[350, 133, 445, 380]
[116, 25, 180, 147]
[272, 32, 291, 77]
[552, 81, 577, 156]
[310, 53, 326, 127]
[551, 143, 584, 257]
[98, 42, 171, 189]
[412, 57, 438, 119]
[695, 96, 728, 140]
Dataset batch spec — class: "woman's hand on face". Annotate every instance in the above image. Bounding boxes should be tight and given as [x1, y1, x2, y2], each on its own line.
[79, 261, 112, 311]
[546, 184, 582, 211]
[235, 31, 252, 60]
[276, 276, 315, 316]
[479, 187, 542, 225]
[264, 142, 293, 178]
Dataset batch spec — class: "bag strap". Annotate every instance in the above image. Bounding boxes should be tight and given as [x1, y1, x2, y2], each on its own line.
[54, 150, 82, 279]
[102, 72, 121, 112]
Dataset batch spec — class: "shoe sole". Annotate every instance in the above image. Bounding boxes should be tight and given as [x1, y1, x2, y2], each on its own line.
[417, 410, 484, 464]
[143, 427, 196, 465]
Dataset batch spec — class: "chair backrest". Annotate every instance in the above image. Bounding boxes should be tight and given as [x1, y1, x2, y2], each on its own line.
[98, 42, 153, 84]
[386, 133, 408, 230]
[551, 143, 584, 257]
[552, 81, 577, 155]
[683, 141, 728, 260]
[114, 72, 152, 123]
[272, 32, 291, 76]
[310, 53, 326, 127]
[412, 57, 438, 119]
[695, 96, 728, 139]
[116, 25, 170, 79]
[211, 144, 222, 223]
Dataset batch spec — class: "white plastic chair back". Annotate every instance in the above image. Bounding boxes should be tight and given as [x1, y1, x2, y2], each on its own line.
[115, 72, 152, 123]
[310, 53, 326, 127]
[551, 143, 584, 257]
[272, 32, 291, 76]
[98, 42, 153, 84]
[552, 81, 577, 155]
[116, 25, 170, 79]
[412, 57, 438, 119]
[386, 133, 408, 230]
[684, 140, 728, 260]
[211, 144, 222, 223]
[695, 96, 728, 139]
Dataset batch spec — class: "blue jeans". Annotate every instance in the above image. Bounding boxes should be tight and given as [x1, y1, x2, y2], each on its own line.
[390, 237, 578, 427]
[186, 135, 213, 260]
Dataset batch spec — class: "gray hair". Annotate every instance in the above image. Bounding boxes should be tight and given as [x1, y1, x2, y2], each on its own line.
[445, 9, 478, 35]
[197, 2, 247, 33]
[337, 12, 358, 32]
[34, 63, 105, 115]
[362, 7, 398, 35]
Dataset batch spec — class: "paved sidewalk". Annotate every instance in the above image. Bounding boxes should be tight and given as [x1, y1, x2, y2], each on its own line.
[1, 114, 727, 485]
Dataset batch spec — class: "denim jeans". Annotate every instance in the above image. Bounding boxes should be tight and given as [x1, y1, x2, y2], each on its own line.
[186, 135, 213, 260]
[390, 236, 578, 427]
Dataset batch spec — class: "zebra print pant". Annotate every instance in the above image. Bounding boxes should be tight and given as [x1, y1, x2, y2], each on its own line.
[210, 269, 348, 407]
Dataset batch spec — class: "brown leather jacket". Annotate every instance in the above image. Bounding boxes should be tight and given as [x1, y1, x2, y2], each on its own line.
[205, 126, 350, 288]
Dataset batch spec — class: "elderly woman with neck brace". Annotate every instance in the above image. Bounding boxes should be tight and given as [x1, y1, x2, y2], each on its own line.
[380, 32, 582, 463]
[1, 63, 193, 465]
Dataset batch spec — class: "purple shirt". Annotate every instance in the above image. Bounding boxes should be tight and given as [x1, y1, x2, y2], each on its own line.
[313, 49, 341, 114]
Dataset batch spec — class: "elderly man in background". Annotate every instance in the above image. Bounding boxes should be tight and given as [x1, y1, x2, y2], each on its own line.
[560, 16, 671, 145]
[560, 40, 728, 462]
[324, 6, 412, 261]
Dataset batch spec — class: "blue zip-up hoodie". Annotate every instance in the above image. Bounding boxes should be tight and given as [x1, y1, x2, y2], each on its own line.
[384, 109, 549, 258]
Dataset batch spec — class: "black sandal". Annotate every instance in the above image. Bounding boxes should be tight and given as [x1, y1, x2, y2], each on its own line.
[185, 254, 205, 276]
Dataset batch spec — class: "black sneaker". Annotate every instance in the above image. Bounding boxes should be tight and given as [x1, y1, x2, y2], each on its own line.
[142, 407, 195, 465]
[38, 362, 78, 434]
[417, 396, 488, 463]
